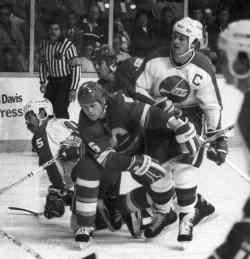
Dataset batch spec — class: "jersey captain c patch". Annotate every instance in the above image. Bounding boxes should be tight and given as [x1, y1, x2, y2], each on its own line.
[159, 75, 190, 103]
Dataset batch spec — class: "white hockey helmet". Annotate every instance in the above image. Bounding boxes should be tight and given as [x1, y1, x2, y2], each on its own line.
[218, 20, 250, 79]
[173, 17, 204, 50]
[24, 98, 54, 121]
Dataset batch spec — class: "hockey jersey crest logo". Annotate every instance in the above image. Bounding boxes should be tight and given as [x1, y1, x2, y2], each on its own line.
[159, 75, 190, 103]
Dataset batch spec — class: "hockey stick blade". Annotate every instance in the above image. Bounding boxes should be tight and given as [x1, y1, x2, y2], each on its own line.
[0, 157, 57, 195]
[8, 207, 43, 217]
[0, 228, 45, 259]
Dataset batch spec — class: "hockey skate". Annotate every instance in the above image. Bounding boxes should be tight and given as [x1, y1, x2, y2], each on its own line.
[193, 194, 216, 226]
[75, 227, 93, 250]
[123, 209, 143, 238]
[177, 212, 195, 242]
[144, 209, 177, 238]
[97, 199, 123, 232]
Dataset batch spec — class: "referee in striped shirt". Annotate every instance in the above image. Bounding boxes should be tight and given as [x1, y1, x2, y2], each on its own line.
[39, 18, 81, 118]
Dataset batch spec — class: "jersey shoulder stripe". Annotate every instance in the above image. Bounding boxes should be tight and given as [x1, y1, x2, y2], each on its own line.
[191, 52, 215, 81]
[192, 52, 223, 109]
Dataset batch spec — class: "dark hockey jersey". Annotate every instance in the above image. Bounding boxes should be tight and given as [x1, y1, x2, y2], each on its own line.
[208, 218, 250, 259]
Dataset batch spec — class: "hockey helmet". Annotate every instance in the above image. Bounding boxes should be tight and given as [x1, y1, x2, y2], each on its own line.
[173, 17, 204, 50]
[77, 81, 106, 106]
[218, 20, 250, 79]
[24, 98, 54, 121]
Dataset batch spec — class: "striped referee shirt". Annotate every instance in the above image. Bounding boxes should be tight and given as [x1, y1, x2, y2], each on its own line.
[39, 37, 81, 90]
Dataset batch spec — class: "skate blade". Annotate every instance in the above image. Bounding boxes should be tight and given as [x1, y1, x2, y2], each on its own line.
[78, 241, 91, 250]
[179, 241, 192, 250]
[143, 220, 177, 240]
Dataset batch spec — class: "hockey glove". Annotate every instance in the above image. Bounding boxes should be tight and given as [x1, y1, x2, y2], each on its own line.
[44, 187, 65, 219]
[127, 155, 165, 185]
[206, 130, 228, 165]
[58, 135, 84, 161]
[175, 121, 200, 156]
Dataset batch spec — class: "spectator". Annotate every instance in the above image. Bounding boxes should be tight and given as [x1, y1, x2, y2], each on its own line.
[0, 3, 27, 71]
[114, 19, 130, 53]
[80, 5, 105, 46]
[217, 7, 230, 31]
[39, 17, 81, 118]
[65, 11, 83, 52]
[70, 42, 97, 73]
[158, 5, 177, 49]
[113, 34, 131, 62]
[130, 10, 157, 57]
[191, 8, 204, 24]
[206, 6, 231, 72]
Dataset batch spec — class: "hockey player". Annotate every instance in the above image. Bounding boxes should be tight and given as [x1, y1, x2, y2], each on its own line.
[73, 81, 200, 247]
[24, 98, 82, 219]
[208, 20, 250, 259]
[114, 17, 228, 242]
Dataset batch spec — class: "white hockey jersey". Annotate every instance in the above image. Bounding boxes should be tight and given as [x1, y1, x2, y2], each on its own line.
[136, 49, 222, 130]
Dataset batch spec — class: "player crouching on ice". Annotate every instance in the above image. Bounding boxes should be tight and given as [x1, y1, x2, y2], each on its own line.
[71, 81, 201, 248]
[23, 99, 82, 219]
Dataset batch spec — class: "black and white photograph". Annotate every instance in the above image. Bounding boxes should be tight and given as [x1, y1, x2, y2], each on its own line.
[0, 0, 250, 258]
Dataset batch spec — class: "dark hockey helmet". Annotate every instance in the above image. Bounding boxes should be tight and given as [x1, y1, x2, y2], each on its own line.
[77, 81, 106, 106]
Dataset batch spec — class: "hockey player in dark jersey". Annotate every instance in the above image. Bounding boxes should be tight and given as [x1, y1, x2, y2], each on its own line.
[24, 99, 82, 219]
[208, 20, 250, 259]
[73, 80, 200, 248]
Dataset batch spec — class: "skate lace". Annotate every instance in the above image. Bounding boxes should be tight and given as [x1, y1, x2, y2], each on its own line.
[180, 215, 193, 234]
[149, 213, 165, 230]
[75, 227, 93, 236]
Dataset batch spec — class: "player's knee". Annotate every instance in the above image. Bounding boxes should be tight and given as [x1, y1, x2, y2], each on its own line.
[173, 165, 197, 189]
[150, 171, 173, 193]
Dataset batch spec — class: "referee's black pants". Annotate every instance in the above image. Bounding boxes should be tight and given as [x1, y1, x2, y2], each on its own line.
[44, 76, 71, 119]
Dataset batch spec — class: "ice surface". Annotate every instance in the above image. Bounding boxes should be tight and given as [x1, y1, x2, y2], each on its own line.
[0, 149, 249, 259]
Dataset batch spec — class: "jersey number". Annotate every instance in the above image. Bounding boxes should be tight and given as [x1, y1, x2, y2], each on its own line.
[36, 138, 44, 149]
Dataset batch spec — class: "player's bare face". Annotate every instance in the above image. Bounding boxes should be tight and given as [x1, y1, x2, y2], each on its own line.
[171, 32, 189, 57]
[25, 111, 39, 133]
[81, 101, 105, 121]
[49, 25, 61, 42]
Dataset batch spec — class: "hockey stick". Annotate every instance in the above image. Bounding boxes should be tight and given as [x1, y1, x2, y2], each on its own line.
[8, 207, 43, 217]
[225, 158, 250, 183]
[202, 124, 235, 145]
[0, 157, 57, 195]
[0, 228, 45, 259]
[198, 126, 250, 183]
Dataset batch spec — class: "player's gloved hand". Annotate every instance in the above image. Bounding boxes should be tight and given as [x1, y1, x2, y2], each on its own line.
[206, 130, 228, 165]
[58, 135, 83, 161]
[44, 187, 65, 219]
[127, 155, 165, 185]
[40, 83, 47, 94]
[175, 120, 200, 156]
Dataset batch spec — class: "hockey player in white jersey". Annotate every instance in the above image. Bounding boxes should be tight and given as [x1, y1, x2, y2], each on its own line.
[24, 98, 82, 219]
[114, 17, 228, 243]
[208, 20, 250, 259]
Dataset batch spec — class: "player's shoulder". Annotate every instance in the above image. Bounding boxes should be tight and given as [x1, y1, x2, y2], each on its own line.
[47, 118, 77, 131]
[191, 52, 215, 78]
[146, 47, 170, 63]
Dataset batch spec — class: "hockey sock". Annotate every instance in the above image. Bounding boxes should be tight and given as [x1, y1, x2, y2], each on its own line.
[175, 186, 197, 213]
